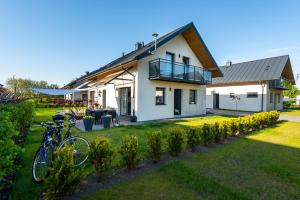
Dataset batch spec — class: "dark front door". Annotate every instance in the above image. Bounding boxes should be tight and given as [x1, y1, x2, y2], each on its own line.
[119, 87, 131, 115]
[174, 89, 182, 115]
[102, 89, 106, 108]
[213, 93, 219, 109]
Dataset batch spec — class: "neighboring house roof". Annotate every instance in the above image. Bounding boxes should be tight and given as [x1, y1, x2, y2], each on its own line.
[211, 55, 295, 85]
[65, 22, 222, 88]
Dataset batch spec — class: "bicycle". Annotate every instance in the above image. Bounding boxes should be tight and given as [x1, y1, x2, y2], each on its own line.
[32, 113, 90, 183]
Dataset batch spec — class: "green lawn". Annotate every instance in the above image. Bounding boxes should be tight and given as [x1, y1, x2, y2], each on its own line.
[85, 121, 300, 200]
[11, 108, 231, 199]
[281, 108, 300, 116]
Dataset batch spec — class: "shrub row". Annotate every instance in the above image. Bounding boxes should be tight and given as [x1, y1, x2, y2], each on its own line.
[44, 111, 279, 198]
[88, 111, 279, 178]
[0, 100, 35, 196]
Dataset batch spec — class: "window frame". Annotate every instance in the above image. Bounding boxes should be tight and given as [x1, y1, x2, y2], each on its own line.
[189, 89, 197, 104]
[155, 87, 166, 105]
[246, 92, 258, 98]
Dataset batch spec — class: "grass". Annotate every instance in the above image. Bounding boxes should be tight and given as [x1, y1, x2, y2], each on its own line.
[11, 108, 231, 199]
[281, 108, 300, 116]
[85, 121, 300, 200]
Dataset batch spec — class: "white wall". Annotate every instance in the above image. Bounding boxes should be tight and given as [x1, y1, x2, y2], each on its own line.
[136, 34, 206, 121]
[206, 84, 268, 112]
[206, 84, 284, 111]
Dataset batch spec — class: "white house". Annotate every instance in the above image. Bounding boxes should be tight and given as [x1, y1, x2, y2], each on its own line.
[64, 22, 222, 122]
[206, 55, 295, 112]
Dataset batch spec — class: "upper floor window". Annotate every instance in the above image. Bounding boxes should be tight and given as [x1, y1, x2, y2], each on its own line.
[155, 87, 165, 105]
[247, 92, 258, 98]
[189, 90, 197, 104]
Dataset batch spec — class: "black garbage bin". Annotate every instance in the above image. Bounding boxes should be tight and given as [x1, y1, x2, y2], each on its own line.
[102, 114, 112, 128]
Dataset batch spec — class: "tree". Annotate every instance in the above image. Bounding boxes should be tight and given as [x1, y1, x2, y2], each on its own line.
[6, 77, 59, 98]
[283, 83, 298, 98]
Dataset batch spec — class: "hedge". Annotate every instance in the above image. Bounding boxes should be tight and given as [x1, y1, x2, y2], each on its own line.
[0, 100, 35, 196]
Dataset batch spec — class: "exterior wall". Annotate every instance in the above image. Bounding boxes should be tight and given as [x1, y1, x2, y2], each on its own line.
[296, 95, 300, 106]
[206, 84, 268, 112]
[206, 83, 284, 112]
[136, 34, 206, 121]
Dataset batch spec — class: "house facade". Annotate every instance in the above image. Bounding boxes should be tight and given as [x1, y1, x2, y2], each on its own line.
[206, 55, 295, 112]
[64, 23, 222, 121]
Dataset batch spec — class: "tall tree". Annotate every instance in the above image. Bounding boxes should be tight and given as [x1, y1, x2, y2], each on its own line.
[6, 78, 59, 97]
[283, 82, 298, 98]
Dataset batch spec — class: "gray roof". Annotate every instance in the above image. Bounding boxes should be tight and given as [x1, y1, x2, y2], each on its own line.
[212, 55, 293, 84]
[65, 22, 220, 88]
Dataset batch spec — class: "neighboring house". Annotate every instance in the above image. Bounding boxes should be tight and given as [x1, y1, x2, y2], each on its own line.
[0, 84, 7, 94]
[64, 22, 222, 121]
[206, 55, 295, 112]
[296, 95, 300, 106]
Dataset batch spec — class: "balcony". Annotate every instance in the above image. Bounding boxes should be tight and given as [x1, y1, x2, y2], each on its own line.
[269, 78, 290, 90]
[149, 58, 212, 84]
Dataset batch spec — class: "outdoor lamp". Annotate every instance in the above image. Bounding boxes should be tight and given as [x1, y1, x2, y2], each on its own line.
[98, 90, 102, 97]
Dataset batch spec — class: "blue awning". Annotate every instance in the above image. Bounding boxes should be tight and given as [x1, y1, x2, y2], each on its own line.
[31, 88, 79, 96]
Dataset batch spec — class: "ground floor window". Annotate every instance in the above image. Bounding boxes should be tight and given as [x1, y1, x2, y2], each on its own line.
[270, 93, 273, 103]
[155, 87, 165, 105]
[189, 90, 197, 104]
[277, 94, 281, 103]
[247, 92, 258, 98]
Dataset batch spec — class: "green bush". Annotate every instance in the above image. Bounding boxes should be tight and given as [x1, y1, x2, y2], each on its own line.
[147, 131, 162, 163]
[45, 146, 84, 199]
[220, 121, 229, 138]
[228, 119, 238, 136]
[213, 122, 224, 143]
[200, 123, 214, 145]
[167, 127, 186, 156]
[89, 137, 114, 180]
[119, 135, 139, 170]
[186, 128, 200, 151]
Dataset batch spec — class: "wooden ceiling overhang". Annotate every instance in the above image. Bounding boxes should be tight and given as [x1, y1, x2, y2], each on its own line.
[82, 60, 138, 86]
[182, 26, 222, 78]
[281, 58, 295, 84]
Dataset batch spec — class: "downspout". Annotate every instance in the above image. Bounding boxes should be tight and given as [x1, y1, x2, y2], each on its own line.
[260, 81, 266, 112]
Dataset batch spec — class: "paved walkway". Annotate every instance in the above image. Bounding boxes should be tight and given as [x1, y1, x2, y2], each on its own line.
[279, 115, 300, 122]
[207, 109, 253, 117]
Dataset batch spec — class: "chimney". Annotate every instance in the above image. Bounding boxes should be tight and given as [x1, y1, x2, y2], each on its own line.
[152, 33, 158, 51]
[135, 42, 144, 50]
[225, 60, 232, 67]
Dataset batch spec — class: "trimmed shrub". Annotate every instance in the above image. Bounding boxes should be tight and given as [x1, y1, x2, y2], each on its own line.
[147, 131, 162, 163]
[186, 127, 200, 151]
[89, 137, 114, 180]
[213, 122, 224, 143]
[220, 121, 229, 138]
[200, 123, 214, 145]
[228, 119, 238, 136]
[45, 146, 84, 199]
[119, 135, 139, 170]
[167, 127, 186, 156]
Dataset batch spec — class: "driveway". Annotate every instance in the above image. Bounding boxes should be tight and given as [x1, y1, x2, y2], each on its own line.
[279, 115, 300, 122]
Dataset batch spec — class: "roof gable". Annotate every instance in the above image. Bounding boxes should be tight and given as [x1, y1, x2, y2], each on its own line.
[65, 22, 221, 88]
[211, 55, 295, 85]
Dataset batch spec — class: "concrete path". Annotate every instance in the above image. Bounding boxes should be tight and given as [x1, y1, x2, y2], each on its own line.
[279, 115, 300, 122]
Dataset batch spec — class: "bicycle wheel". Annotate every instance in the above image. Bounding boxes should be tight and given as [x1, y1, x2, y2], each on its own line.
[59, 136, 90, 166]
[32, 146, 53, 183]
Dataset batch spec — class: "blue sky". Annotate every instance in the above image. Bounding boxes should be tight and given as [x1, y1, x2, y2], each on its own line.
[0, 0, 299, 87]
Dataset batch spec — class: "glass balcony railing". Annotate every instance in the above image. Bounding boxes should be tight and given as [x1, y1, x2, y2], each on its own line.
[149, 58, 212, 84]
[269, 78, 291, 90]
